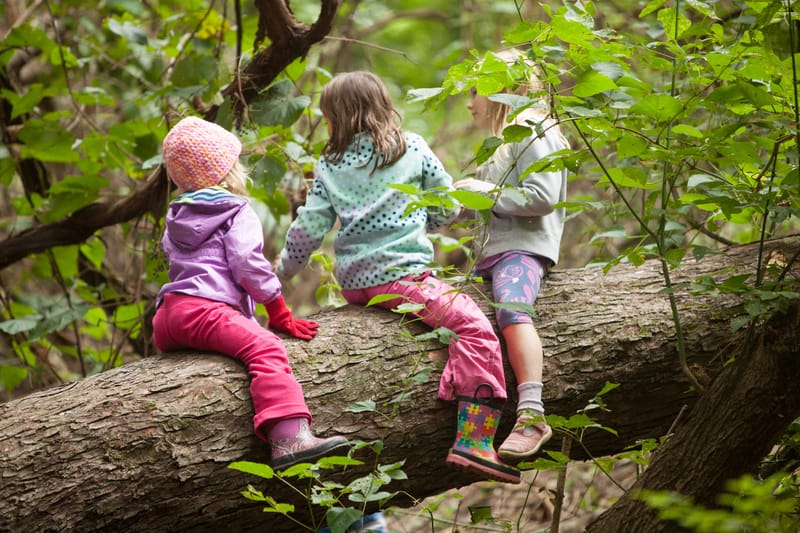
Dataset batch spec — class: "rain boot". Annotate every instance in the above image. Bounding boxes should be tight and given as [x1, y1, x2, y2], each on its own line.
[268, 418, 350, 470]
[445, 384, 521, 484]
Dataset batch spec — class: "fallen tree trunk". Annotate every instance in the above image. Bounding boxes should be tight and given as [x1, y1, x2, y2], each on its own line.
[1, 236, 798, 532]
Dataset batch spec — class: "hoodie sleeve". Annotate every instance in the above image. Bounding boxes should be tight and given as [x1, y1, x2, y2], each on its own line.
[492, 127, 568, 218]
[224, 203, 283, 305]
[275, 176, 337, 281]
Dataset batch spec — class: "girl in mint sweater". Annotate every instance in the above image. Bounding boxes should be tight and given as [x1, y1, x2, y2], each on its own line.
[277, 71, 520, 484]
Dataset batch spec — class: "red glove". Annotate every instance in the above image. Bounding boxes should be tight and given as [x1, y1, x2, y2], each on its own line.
[265, 295, 320, 340]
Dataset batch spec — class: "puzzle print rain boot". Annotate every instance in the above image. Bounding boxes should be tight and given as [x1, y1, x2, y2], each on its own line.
[445, 384, 521, 484]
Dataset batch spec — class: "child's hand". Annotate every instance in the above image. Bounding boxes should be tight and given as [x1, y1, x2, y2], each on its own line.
[265, 295, 320, 340]
[454, 178, 495, 193]
[280, 317, 320, 341]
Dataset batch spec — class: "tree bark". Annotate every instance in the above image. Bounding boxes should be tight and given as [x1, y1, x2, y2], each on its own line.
[1, 236, 798, 533]
[586, 273, 800, 532]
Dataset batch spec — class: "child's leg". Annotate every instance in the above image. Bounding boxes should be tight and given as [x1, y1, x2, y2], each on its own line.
[491, 253, 548, 396]
[487, 254, 553, 461]
[153, 293, 310, 434]
[153, 293, 349, 468]
[345, 278, 518, 482]
[346, 274, 506, 402]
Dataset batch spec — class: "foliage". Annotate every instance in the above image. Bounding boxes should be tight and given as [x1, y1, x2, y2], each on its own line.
[637, 471, 800, 533]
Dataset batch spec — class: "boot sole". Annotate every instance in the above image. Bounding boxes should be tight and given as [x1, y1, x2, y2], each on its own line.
[445, 451, 521, 484]
[272, 437, 350, 470]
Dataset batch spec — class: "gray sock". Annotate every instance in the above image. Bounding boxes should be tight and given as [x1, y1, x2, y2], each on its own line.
[517, 381, 544, 416]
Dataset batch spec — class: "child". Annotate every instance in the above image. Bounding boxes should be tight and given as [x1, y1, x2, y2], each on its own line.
[455, 49, 570, 461]
[152, 116, 349, 470]
[276, 71, 520, 484]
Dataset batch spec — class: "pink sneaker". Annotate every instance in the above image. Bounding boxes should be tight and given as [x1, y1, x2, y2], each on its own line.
[497, 413, 552, 462]
[269, 419, 349, 470]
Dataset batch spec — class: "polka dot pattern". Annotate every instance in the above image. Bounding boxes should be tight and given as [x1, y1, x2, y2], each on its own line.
[279, 132, 460, 290]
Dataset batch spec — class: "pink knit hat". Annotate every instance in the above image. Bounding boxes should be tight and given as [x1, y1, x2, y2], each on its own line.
[162, 117, 242, 191]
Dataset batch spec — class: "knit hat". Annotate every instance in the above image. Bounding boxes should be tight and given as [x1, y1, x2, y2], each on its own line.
[162, 116, 242, 191]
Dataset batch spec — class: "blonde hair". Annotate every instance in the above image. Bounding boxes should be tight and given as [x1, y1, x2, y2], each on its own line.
[484, 49, 550, 137]
[320, 71, 406, 172]
[218, 159, 251, 197]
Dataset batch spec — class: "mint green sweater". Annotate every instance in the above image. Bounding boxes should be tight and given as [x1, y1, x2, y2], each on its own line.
[276, 132, 460, 290]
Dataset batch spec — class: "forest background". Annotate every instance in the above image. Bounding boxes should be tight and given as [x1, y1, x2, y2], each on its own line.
[1, 0, 799, 532]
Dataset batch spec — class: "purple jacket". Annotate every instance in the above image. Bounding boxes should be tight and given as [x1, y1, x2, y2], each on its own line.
[156, 186, 282, 318]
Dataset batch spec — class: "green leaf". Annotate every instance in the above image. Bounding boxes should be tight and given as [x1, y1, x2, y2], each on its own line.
[172, 54, 218, 87]
[346, 400, 377, 413]
[51, 245, 79, 280]
[387, 183, 420, 195]
[492, 301, 536, 316]
[252, 79, 312, 128]
[365, 294, 403, 306]
[617, 134, 648, 159]
[605, 166, 659, 190]
[392, 302, 425, 314]
[573, 70, 619, 97]
[18, 119, 78, 163]
[640, 0, 668, 18]
[317, 455, 362, 468]
[630, 94, 683, 121]
[658, 7, 692, 40]
[475, 136, 502, 165]
[434, 327, 458, 344]
[324, 507, 363, 533]
[0, 315, 42, 335]
[449, 189, 495, 210]
[406, 87, 444, 103]
[469, 505, 495, 524]
[228, 461, 275, 479]
[107, 19, 148, 45]
[0, 366, 28, 394]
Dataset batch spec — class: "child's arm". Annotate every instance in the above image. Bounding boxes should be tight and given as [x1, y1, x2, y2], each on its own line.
[416, 136, 462, 230]
[492, 129, 567, 217]
[275, 176, 337, 281]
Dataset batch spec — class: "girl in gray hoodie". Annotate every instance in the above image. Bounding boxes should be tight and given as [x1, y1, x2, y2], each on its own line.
[455, 49, 570, 462]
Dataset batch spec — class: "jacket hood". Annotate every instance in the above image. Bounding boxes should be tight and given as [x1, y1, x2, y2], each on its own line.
[165, 188, 246, 250]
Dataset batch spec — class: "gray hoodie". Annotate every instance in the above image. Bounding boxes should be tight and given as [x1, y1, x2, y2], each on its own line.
[473, 112, 568, 266]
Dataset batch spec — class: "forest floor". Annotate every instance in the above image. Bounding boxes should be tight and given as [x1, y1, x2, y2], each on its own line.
[382, 460, 638, 533]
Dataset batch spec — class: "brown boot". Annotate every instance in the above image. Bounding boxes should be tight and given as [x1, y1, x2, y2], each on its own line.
[269, 419, 349, 470]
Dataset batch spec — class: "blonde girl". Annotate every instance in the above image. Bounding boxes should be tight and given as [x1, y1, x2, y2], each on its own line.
[153, 117, 349, 470]
[455, 49, 570, 461]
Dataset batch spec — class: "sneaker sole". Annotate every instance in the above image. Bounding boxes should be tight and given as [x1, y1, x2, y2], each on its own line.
[272, 438, 350, 470]
[445, 452, 521, 484]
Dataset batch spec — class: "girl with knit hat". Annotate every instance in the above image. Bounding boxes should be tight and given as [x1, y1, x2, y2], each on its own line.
[276, 71, 521, 484]
[152, 116, 349, 470]
[455, 49, 570, 462]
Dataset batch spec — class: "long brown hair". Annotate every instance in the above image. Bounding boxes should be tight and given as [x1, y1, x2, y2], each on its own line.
[319, 71, 407, 171]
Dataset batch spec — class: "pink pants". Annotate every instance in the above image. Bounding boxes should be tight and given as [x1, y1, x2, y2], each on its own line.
[343, 273, 507, 402]
[152, 293, 310, 440]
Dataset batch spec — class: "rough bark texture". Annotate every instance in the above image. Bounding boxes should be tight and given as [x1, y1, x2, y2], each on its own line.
[1, 236, 799, 532]
[586, 283, 800, 532]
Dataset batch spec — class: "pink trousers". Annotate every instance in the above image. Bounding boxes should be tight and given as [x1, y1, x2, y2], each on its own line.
[343, 273, 507, 402]
[152, 293, 310, 440]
